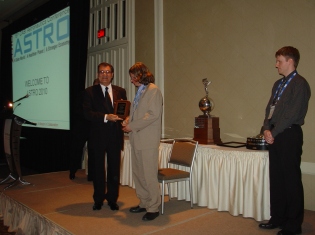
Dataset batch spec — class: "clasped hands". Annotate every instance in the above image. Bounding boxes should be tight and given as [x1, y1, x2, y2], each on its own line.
[263, 130, 274, 144]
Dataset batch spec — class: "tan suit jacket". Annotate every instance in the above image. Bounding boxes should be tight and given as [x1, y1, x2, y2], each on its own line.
[128, 82, 163, 212]
[129, 83, 163, 150]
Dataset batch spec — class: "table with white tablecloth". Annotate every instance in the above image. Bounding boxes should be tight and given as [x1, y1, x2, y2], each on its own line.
[118, 140, 270, 221]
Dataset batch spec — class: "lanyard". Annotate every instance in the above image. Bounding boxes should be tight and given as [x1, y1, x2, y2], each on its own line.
[272, 72, 296, 105]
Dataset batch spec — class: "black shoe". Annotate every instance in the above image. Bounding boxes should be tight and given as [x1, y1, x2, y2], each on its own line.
[277, 228, 302, 235]
[69, 172, 75, 180]
[142, 212, 159, 221]
[92, 202, 103, 210]
[108, 202, 119, 211]
[129, 206, 146, 213]
[259, 222, 280, 229]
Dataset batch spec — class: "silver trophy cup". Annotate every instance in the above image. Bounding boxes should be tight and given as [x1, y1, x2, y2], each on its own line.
[199, 78, 214, 117]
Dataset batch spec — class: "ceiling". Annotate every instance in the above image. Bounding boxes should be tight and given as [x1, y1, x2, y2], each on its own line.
[0, 0, 50, 30]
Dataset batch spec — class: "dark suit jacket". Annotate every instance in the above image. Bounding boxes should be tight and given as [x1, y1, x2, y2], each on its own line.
[83, 84, 127, 151]
[263, 71, 310, 138]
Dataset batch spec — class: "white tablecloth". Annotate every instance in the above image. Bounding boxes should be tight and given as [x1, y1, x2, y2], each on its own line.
[85, 139, 270, 221]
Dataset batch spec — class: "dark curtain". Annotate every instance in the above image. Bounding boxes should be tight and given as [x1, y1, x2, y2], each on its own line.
[0, 0, 90, 173]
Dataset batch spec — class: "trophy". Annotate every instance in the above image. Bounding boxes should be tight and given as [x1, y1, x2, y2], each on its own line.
[193, 78, 222, 145]
[199, 78, 215, 117]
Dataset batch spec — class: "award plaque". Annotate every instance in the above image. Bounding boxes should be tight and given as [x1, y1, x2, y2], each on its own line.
[114, 100, 131, 119]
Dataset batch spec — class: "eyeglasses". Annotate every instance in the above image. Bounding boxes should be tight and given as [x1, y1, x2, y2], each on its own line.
[98, 70, 112, 75]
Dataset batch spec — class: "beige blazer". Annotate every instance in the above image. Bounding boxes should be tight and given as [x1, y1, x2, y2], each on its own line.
[129, 83, 163, 150]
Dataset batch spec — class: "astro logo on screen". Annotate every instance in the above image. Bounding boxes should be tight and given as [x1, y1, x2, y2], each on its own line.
[13, 8, 69, 59]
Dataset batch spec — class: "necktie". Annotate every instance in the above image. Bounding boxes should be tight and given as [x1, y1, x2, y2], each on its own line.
[105, 87, 114, 113]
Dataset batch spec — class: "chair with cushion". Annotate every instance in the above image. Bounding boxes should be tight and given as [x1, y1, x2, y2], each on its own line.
[158, 139, 198, 214]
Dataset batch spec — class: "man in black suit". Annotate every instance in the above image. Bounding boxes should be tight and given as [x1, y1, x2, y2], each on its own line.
[83, 62, 127, 211]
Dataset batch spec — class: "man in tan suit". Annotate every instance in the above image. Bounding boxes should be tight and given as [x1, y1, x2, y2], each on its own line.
[122, 62, 163, 221]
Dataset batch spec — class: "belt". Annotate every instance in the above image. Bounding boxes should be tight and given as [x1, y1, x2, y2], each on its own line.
[270, 124, 299, 129]
[289, 124, 300, 128]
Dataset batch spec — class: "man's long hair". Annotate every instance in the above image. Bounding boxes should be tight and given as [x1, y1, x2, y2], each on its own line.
[129, 62, 155, 85]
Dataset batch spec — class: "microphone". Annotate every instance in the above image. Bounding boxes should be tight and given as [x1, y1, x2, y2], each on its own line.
[13, 94, 29, 103]
[13, 103, 21, 112]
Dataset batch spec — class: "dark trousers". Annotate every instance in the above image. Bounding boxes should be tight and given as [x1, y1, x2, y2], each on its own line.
[92, 141, 121, 204]
[87, 148, 95, 181]
[268, 125, 304, 232]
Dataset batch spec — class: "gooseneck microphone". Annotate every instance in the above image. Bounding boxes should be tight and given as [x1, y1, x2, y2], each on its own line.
[13, 94, 29, 103]
[13, 103, 21, 112]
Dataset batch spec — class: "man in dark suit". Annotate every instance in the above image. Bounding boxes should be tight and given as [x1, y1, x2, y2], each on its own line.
[83, 62, 127, 211]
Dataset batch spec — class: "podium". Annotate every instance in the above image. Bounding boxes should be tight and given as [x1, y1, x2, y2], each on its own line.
[193, 115, 222, 145]
[1, 113, 36, 190]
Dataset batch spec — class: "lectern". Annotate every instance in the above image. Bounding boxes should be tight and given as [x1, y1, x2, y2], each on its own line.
[1, 113, 36, 190]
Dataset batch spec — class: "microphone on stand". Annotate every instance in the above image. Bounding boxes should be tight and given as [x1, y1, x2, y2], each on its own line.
[13, 94, 29, 103]
[13, 103, 21, 112]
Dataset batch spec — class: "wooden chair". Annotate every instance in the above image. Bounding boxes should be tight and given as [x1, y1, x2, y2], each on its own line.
[158, 139, 198, 214]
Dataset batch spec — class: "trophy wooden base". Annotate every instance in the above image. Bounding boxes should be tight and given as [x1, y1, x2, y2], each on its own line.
[193, 115, 222, 145]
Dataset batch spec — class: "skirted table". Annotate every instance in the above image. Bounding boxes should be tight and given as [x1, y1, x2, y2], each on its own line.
[85, 139, 270, 221]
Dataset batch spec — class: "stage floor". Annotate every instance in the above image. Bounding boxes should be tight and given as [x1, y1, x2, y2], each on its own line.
[1, 170, 315, 235]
